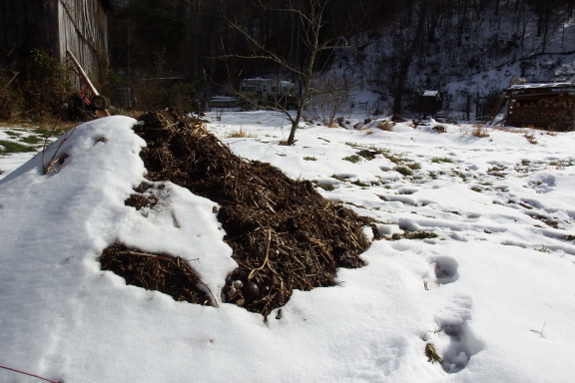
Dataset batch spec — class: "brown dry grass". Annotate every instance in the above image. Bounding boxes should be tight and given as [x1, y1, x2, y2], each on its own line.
[377, 120, 394, 131]
[471, 124, 490, 138]
[226, 126, 257, 138]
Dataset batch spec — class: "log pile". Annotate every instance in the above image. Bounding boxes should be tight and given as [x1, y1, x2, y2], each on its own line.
[508, 95, 574, 129]
[503, 85, 575, 131]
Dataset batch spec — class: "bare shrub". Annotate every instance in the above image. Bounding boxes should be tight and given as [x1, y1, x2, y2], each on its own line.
[0, 49, 72, 121]
[433, 125, 446, 133]
[377, 120, 394, 131]
[226, 127, 257, 138]
[0, 68, 23, 120]
[41, 126, 76, 174]
[524, 130, 538, 144]
[472, 124, 490, 138]
[306, 76, 353, 126]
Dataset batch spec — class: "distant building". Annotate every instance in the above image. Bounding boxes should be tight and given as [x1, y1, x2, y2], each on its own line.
[420, 90, 442, 118]
[239, 78, 295, 108]
[0, 0, 113, 86]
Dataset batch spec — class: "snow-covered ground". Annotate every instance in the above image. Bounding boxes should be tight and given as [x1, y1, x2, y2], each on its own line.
[1, 112, 574, 383]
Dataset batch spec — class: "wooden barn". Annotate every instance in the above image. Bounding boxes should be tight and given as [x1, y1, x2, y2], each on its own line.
[0, 0, 113, 85]
[502, 83, 575, 131]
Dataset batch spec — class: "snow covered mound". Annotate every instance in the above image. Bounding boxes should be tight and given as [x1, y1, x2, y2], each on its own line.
[1, 113, 575, 383]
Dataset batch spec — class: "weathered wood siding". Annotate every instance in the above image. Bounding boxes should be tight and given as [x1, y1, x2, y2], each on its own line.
[58, 0, 108, 84]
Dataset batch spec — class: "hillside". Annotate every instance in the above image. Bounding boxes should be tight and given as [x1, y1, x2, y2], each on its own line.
[333, 0, 575, 118]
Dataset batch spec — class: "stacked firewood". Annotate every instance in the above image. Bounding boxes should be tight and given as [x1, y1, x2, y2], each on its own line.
[509, 95, 574, 124]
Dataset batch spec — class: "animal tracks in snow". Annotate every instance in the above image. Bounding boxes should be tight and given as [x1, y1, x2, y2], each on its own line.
[433, 257, 459, 284]
[433, 295, 484, 373]
[419, 255, 481, 373]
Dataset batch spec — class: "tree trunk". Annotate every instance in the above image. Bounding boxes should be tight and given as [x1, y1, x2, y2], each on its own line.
[392, 0, 427, 115]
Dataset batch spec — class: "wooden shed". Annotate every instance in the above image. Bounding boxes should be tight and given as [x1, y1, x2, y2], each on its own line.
[503, 83, 575, 131]
[420, 90, 442, 118]
[0, 0, 113, 85]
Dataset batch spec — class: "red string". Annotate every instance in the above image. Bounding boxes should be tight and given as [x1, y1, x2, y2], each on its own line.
[0, 364, 63, 383]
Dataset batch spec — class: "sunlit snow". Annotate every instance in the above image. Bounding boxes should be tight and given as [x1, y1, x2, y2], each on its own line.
[1, 112, 574, 383]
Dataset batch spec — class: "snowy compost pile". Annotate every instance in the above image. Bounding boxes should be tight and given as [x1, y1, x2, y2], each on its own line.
[100, 109, 371, 317]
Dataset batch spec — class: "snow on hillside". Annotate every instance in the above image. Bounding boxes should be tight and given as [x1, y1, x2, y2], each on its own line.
[1, 112, 575, 383]
[334, 2, 575, 118]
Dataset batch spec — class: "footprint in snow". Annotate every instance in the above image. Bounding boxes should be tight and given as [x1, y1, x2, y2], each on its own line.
[434, 295, 484, 374]
[433, 256, 459, 284]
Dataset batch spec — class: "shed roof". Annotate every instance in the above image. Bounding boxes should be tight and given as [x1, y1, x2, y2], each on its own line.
[422, 90, 440, 97]
[508, 83, 573, 90]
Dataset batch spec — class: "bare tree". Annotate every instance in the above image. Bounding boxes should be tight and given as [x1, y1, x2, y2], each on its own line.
[223, 0, 366, 145]
[392, 0, 427, 116]
[306, 75, 353, 126]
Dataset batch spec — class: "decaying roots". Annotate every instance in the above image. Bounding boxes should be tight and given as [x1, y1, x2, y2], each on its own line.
[102, 109, 372, 317]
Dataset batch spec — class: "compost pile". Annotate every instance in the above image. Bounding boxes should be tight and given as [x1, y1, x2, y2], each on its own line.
[100, 109, 372, 317]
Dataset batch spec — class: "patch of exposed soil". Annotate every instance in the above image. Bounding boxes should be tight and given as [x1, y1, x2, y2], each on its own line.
[100, 109, 372, 317]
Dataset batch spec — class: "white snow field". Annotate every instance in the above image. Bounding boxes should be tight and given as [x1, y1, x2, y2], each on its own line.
[1, 112, 574, 383]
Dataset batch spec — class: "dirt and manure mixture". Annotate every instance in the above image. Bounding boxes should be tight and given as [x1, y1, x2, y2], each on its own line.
[100, 109, 372, 317]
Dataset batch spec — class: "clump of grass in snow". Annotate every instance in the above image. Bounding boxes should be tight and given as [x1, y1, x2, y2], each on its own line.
[394, 166, 413, 176]
[0, 140, 37, 154]
[425, 343, 442, 364]
[356, 149, 379, 160]
[431, 157, 453, 163]
[377, 120, 394, 131]
[343, 154, 362, 163]
[32, 127, 66, 138]
[385, 153, 405, 164]
[453, 171, 467, 181]
[303, 156, 317, 161]
[524, 131, 537, 144]
[403, 231, 438, 239]
[226, 127, 257, 138]
[407, 162, 421, 170]
[471, 124, 490, 138]
[19, 135, 44, 145]
[433, 125, 446, 133]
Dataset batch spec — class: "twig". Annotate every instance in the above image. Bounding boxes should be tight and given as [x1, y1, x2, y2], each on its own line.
[540, 322, 546, 338]
[0, 364, 62, 383]
[0, 71, 19, 94]
[248, 229, 272, 280]
[42, 127, 76, 174]
[119, 250, 160, 258]
[171, 211, 181, 228]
